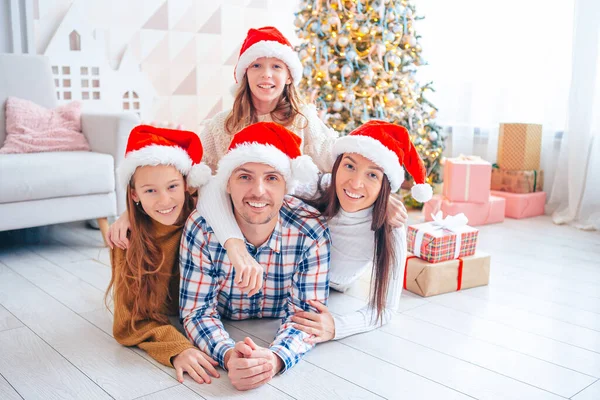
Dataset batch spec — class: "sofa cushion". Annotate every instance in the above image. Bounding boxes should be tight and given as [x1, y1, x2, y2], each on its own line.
[0, 97, 90, 154]
[0, 151, 115, 204]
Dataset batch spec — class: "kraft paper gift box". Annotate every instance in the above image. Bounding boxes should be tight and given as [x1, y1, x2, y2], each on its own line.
[490, 190, 546, 219]
[497, 123, 542, 170]
[423, 195, 506, 226]
[403, 252, 491, 297]
[490, 166, 544, 193]
[407, 212, 479, 264]
[443, 155, 492, 203]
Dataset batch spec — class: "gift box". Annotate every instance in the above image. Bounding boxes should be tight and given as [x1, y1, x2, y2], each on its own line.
[491, 166, 544, 193]
[403, 252, 491, 297]
[407, 213, 479, 264]
[490, 190, 546, 219]
[443, 156, 492, 203]
[497, 123, 542, 170]
[423, 195, 506, 226]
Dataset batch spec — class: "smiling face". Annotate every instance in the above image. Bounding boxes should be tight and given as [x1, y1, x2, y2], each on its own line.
[245, 57, 292, 114]
[226, 162, 286, 227]
[130, 165, 186, 226]
[335, 153, 385, 213]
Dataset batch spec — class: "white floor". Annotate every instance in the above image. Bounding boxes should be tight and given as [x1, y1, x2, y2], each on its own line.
[0, 212, 599, 400]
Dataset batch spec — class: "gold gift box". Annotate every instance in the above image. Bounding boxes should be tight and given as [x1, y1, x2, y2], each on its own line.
[404, 252, 491, 297]
[497, 123, 542, 170]
[491, 167, 544, 193]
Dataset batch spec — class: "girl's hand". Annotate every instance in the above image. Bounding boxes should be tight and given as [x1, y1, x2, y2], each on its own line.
[172, 348, 220, 385]
[224, 238, 264, 297]
[386, 193, 408, 228]
[106, 212, 131, 250]
[291, 300, 335, 344]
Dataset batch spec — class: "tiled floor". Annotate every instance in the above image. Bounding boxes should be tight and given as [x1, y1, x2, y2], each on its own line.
[0, 213, 599, 400]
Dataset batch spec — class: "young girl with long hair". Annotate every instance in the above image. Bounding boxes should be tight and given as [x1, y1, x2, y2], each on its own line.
[203, 121, 432, 342]
[105, 125, 219, 385]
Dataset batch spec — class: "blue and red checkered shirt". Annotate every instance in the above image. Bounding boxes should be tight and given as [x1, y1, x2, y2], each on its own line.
[179, 196, 331, 372]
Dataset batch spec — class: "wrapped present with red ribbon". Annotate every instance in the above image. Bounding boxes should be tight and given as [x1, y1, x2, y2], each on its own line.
[403, 252, 491, 297]
[407, 212, 479, 264]
[443, 155, 492, 203]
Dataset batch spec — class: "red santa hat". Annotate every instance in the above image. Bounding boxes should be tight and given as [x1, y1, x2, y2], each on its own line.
[234, 26, 303, 86]
[332, 120, 433, 202]
[214, 122, 319, 193]
[118, 125, 211, 189]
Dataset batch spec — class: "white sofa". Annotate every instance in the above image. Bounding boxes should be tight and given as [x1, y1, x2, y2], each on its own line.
[0, 54, 138, 238]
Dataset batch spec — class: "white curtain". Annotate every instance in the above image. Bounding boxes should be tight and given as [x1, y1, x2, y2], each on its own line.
[547, 0, 600, 230]
[416, 0, 575, 198]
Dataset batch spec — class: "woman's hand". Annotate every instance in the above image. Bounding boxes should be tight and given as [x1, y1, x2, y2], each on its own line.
[291, 300, 335, 344]
[106, 212, 131, 250]
[172, 348, 220, 385]
[386, 193, 408, 228]
[224, 238, 264, 297]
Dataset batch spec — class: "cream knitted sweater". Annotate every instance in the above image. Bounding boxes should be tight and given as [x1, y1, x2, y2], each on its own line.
[200, 104, 338, 173]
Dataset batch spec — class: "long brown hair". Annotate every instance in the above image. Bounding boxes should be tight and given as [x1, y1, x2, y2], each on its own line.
[225, 73, 307, 135]
[105, 176, 195, 331]
[301, 155, 396, 323]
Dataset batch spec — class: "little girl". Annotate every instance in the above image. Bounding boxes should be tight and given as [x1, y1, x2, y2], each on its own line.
[106, 125, 217, 385]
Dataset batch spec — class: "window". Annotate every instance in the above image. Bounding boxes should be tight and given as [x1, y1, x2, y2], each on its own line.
[81, 66, 101, 100]
[123, 91, 141, 116]
[69, 31, 81, 51]
[52, 65, 72, 101]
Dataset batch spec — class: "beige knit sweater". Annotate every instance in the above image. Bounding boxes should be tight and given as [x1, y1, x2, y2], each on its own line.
[200, 104, 338, 173]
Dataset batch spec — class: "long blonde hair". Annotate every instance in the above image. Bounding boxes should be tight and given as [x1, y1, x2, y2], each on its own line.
[225, 74, 307, 135]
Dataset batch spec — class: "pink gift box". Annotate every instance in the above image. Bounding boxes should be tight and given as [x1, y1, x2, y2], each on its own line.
[423, 195, 506, 226]
[443, 156, 492, 203]
[490, 191, 546, 219]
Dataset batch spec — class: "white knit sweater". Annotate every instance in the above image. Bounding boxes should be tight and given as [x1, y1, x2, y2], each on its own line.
[327, 207, 405, 340]
[197, 179, 406, 340]
[200, 104, 338, 173]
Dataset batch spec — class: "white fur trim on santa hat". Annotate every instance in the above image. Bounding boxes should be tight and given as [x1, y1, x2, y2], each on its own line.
[289, 154, 320, 193]
[187, 163, 212, 188]
[235, 40, 303, 85]
[411, 183, 433, 203]
[333, 135, 404, 192]
[118, 144, 192, 188]
[214, 143, 295, 192]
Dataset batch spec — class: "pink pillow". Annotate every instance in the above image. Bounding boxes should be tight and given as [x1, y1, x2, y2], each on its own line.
[0, 97, 90, 154]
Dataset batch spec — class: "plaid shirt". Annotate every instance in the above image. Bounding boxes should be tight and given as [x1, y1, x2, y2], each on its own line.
[179, 196, 331, 373]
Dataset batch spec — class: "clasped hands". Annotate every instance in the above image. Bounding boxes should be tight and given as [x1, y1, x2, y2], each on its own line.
[224, 337, 284, 391]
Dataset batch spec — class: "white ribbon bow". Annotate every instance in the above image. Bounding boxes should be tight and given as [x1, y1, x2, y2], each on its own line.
[414, 212, 470, 260]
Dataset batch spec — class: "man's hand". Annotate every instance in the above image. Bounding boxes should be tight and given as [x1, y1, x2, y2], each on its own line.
[386, 193, 408, 228]
[106, 212, 131, 250]
[171, 348, 220, 385]
[225, 339, 277, 391]
[224, 239, 264, 297]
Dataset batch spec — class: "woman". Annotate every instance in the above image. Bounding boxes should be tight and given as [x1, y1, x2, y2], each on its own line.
[105, 125, 218, 385]
[205, 121, 433, 342]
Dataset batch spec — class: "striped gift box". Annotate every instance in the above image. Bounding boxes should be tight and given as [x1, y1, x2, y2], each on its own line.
[407, 220, 479, 264]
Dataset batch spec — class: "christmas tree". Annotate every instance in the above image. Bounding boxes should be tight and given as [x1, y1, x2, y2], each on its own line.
[295, 0, 444, 200]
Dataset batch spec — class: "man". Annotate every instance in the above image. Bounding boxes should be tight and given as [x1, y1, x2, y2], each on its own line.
[180, 122, 330, 391]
